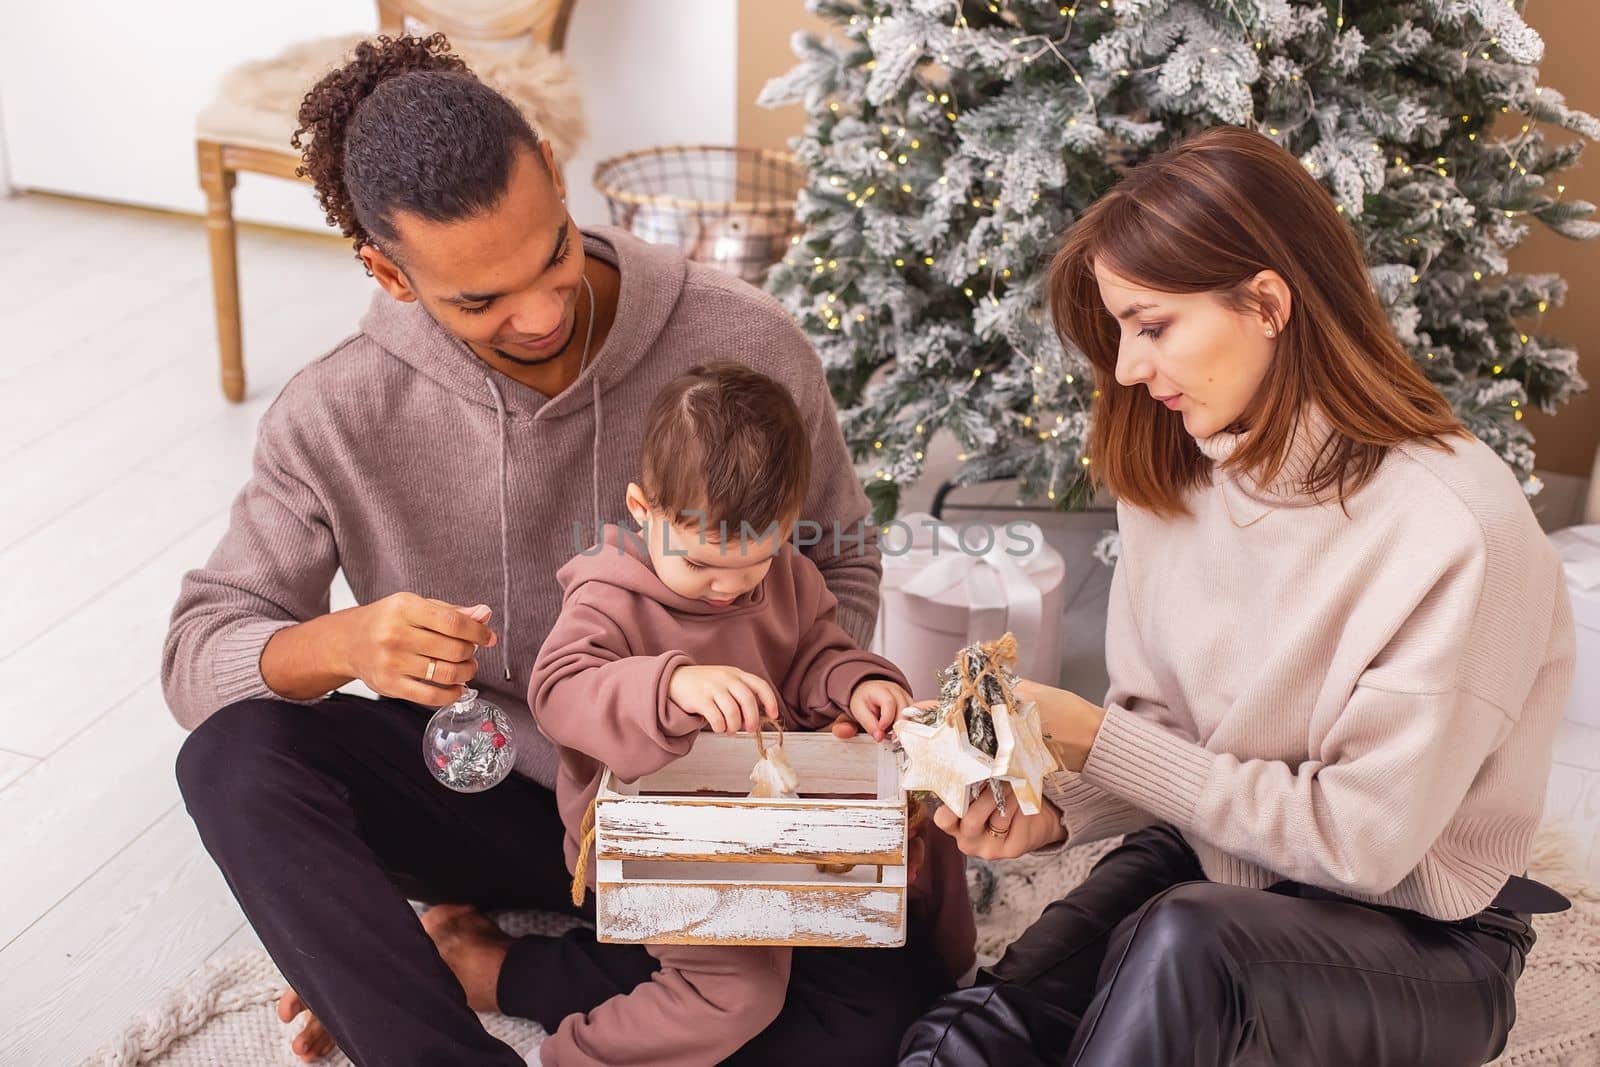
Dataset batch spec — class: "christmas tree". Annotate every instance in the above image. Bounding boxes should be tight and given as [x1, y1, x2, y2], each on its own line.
[761, 0, 1599, 520]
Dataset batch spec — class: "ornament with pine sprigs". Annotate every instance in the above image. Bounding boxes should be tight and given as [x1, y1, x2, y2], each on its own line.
[424, 687, 515, 793]
[894, 632, 1058, 818]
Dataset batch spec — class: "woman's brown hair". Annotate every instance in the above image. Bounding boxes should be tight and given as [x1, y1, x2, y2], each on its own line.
[1049, 125, 1465, 516]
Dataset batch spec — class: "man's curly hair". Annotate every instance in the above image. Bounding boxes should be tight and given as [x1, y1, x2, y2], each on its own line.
[291, 33, 543, 266]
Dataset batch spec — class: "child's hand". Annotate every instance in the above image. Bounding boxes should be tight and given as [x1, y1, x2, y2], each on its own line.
[848, 679, 912, 742]
[668, 665, 780, 733]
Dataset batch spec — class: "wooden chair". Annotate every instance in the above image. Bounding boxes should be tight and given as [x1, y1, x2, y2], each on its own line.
[196, 0, 581, 402]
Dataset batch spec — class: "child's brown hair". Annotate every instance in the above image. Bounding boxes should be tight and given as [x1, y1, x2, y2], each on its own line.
[640, 362, 811, 541]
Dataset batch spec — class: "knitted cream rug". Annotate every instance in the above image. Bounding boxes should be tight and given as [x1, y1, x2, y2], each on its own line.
[87, 829, 1600, 1066]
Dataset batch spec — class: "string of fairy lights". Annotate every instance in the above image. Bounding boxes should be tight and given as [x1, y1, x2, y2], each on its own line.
[785, 0, 1567, 497]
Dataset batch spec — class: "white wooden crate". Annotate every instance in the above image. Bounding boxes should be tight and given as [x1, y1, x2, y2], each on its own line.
[593, 732, 907, 947]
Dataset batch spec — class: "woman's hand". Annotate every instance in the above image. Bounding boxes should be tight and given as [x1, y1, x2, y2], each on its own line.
[931, 786, 1067, 860]
[1015, 679, 1105, 772]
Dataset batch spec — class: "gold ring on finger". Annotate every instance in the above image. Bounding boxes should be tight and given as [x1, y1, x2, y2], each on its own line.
[425, 658, 438, 682]
[985, 817, 1009, 838]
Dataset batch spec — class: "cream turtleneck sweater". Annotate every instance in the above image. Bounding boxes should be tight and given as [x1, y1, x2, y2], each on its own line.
[1044, 414, 1575, 920]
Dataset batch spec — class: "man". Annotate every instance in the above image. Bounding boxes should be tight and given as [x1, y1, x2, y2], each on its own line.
[164, 35, 922, 1065]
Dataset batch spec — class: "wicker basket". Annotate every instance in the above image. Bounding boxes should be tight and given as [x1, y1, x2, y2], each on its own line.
[594, 145, 805, 284]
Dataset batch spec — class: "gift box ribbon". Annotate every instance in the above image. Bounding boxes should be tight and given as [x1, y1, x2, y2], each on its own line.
[877, 512, 1054, 659]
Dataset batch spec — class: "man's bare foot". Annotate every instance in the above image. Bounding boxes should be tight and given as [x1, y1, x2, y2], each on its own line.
[421, 903, 514, 1013]
[278, 988, 335, 1063]
[273, 905, 512, 1062]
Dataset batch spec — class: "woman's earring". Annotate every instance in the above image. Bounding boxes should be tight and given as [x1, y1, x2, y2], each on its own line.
[1265, 327, 1276, 338]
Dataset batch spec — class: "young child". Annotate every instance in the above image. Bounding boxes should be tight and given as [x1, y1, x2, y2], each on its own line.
[528, 363, 975, 1066]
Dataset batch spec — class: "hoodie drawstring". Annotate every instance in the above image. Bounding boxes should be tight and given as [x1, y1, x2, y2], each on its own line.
[574, 273, 602, 550]
[484, 375, 514, 682]
[591, 372, 603, 548]
[481, 276, 601, 684]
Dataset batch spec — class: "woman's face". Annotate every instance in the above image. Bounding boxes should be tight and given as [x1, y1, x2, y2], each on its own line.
[1094, 263, 1286, 440]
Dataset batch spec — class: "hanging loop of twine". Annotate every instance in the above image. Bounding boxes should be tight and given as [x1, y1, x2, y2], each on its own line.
[753, 715, 786, 758]
[949, 631, 1020, 727]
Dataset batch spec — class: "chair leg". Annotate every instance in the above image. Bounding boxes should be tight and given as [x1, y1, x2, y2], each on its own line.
[198, 140, 245, 403]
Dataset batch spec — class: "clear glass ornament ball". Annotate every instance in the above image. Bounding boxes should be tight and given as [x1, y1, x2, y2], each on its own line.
[423, 687, 515, 793]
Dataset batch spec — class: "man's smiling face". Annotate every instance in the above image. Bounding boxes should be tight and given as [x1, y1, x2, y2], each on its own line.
[360, 139, 589, 372]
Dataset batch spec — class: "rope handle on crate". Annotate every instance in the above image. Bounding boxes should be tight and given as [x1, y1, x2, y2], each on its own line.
[571, 797, 598, 908]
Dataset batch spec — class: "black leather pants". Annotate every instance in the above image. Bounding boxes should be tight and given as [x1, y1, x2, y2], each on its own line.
[901, 825, 1535, 1067]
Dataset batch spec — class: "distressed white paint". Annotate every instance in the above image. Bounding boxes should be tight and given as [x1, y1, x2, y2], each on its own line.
[596, 797, 904, 862]
[894, 714, 995, 817]
[597, 883, 906, 947]
[989, 700, 1059, 816]
[594, 730, 909, 945]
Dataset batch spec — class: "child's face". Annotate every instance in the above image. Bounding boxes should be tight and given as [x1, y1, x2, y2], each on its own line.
[626, 483, 789, 607]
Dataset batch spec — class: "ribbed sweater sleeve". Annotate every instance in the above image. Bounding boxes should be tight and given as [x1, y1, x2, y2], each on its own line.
[1041, 561, 1171, 846]
[160, 404, 340, 729]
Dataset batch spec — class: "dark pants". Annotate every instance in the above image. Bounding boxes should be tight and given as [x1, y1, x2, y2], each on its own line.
[900, 825, 1533, 1067]
[177, 694, 942, 1066]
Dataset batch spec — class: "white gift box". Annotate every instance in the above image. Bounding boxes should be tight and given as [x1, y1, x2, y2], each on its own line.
[871, 512, 1067, 699]
[1550, 525, 1600, 730]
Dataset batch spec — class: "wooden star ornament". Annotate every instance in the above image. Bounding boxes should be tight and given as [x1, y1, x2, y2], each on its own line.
[988, 697, 1059, 815]
[893, 714, 995, 817]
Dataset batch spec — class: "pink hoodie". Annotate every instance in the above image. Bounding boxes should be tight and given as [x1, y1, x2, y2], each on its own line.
[528, 523, 975, 1066]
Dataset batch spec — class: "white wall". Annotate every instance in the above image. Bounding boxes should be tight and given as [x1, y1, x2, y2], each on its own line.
[0, 1, 737, 230]
[0, 96, 10, 197]
[563, 1, 737, 226]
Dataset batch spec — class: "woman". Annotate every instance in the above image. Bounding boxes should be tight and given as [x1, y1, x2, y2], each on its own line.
[899, 126, 1574, 1066]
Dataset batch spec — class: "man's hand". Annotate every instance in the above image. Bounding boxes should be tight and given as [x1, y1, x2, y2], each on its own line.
[847, 679, 913, 742]
[667, 665, 780, 733]
[338, 593, 497, 706]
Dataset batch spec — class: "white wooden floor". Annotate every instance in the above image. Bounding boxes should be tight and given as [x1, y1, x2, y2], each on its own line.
[0, 192, 376, 1065]
[3, 191, 1597, 1066]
